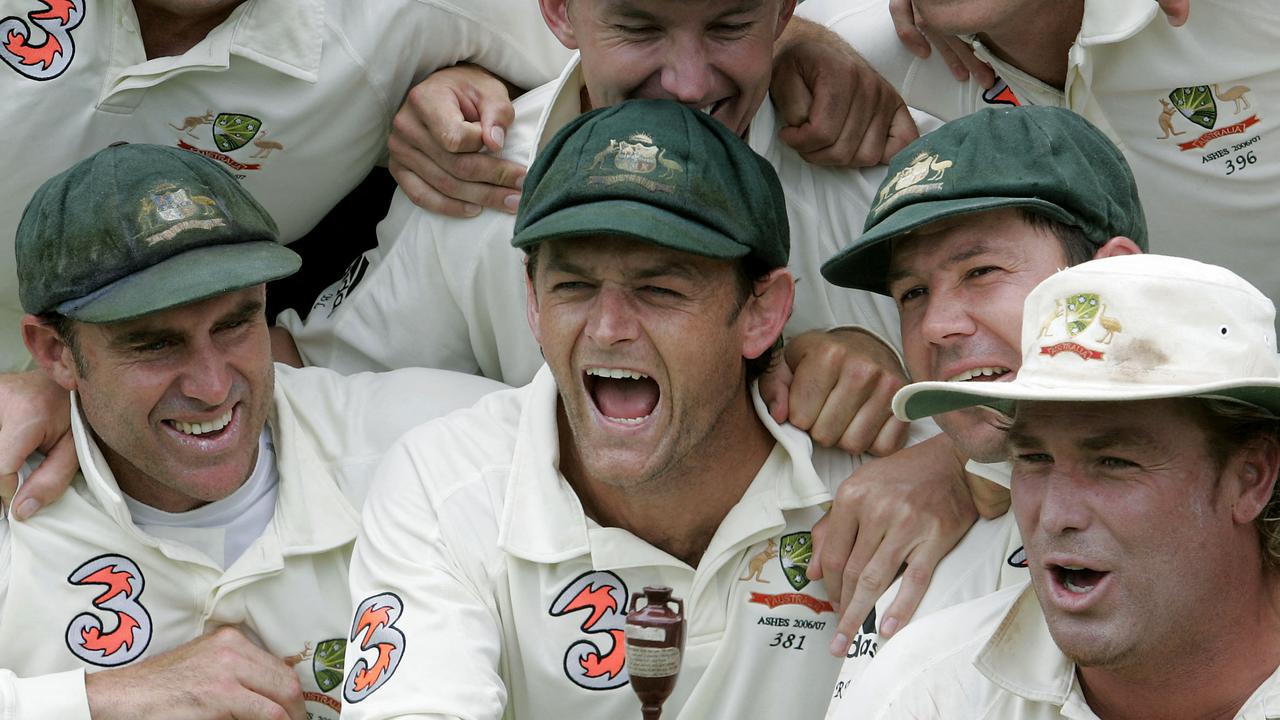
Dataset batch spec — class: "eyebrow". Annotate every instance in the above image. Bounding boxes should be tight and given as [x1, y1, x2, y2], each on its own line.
[108, 297, 264, 350]
[543, 255, 703, 283]
[1006, 421, 1162, 452]
[886, 243, 996, 287]
[604, 0, 764, 20]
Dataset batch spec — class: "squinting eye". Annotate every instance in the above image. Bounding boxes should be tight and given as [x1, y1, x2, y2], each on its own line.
[897, 286, 927, 303]
[1014, 452, 1052, 464]
[1099, 456, 1138, 470]
[968, 266, 999, 278]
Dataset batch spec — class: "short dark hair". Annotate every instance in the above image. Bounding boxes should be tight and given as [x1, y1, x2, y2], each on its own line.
[523, 244, 783, 383]
[1018, 208, 1096, 267]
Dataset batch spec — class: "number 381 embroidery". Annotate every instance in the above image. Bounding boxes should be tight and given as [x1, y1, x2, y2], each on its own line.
[65, 554, 153, 666]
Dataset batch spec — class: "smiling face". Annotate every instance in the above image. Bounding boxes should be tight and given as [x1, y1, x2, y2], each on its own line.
[887, 208, 1069, 461]
[527, 236, 787, 490]
[62, 286, 273, 512]
[541, 0, 794, 135]
[1007, 399, 1242, 671]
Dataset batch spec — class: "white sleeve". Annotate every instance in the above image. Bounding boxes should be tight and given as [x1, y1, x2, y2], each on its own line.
[281, 191, 479, 376]
[342, 436, 505, 720]
[281, 190, 545, 385]
[0, 507, 92, 720]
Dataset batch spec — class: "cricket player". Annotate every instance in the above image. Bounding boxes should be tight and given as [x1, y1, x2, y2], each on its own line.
[851, 253, 1280, 718]
[340, 99, 1012, 720]
[817, 105, 1147, 717]
[0, 144, 502, 720]
[800, 0, 1280, 323]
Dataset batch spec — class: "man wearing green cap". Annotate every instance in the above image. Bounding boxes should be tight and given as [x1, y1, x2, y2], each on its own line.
[0, 143, 501, 720]
[845, 254, 1280, 719]
[819, 104, 1146, 718]
[341, 99, 1012, 720]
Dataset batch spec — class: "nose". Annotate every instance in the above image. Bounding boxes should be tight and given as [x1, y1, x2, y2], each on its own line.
[177, 340, 235, 408]
[1034, 468, 1092, 536]
[919, 289, 977, 346]
[659, 36, 715, 104]
[585, 286, 640, 347]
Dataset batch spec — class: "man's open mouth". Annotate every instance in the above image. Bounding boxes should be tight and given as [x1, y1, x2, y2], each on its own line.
[165, 407, 234, 437]
[584, 367, 659, 424]
[1052, 564, 1108, 594]
[946, 366, 1012, 382]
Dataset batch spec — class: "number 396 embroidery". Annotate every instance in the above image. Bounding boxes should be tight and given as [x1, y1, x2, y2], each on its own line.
[65, 554, 153, 666]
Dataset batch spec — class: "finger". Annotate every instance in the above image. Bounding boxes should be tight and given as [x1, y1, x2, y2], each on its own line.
[797, 80, 881, 167]
[235, 653, 306, 720]
[807, 512, 829, 581]
[807, 373, 873, 450]
[1160, 0, 1189, 26]
[770, 56, 813, 129]
[0, 417, 49, 515]
[949, 37, 996, 89]
[836, 374, 901, 456]
[889, 0, 932, 58]
[928, 30, 972, 82]
[228, 689, 306, 720]
[844, 92, 896, 169]
[414, 85, 485, 154]
[881, 102, 921, 162]
[782, 352, 841, 433]
[818, 499, 860, 605]
[474, 85, 516, 153]
[878, 543, 946, 639]
[833, 536, 903, 656]
[11, 430, 77, 521]
[758, 358, 794, 424]
[395, 141, 524, 214]
[389, 158, 482, 217]
[864, 416, 910, 458]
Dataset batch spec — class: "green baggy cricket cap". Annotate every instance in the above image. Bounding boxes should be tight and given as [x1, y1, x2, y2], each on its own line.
[512, 98, 789, 268]
[17, 143, 300, 323]
[821, 106, 1148, 295]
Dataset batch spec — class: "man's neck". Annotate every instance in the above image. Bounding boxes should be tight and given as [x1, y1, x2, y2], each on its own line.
[132, 0, 244, 59]
[563, 390, 776, 568]
[976, 1, 1084, 90]
[1078, 574, 1280, 720]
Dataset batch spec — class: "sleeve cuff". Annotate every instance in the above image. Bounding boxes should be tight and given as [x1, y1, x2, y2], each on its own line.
[7, 668, 91, 720]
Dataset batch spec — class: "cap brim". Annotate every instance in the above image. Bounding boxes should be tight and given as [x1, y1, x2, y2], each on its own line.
[58, 241, 301, 323]
[893, 377, 1280, 422]
[821, 196, 1080, 295]
[512, 199, 749, 260]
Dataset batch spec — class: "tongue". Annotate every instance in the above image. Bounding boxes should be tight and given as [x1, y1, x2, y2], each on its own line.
[592, 377, 659, 420]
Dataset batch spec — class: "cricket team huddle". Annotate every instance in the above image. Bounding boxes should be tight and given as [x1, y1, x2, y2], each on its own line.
[1, 0, 1278, 718]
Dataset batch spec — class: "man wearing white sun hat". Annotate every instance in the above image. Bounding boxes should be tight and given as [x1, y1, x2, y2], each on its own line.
[845, 253, 1280, 719]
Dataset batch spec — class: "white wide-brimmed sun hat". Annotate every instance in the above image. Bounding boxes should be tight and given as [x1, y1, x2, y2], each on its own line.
[893, 254, 1280, 421]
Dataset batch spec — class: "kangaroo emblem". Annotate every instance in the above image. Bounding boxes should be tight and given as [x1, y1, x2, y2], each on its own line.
[169, 109, 214, 138]
[249, 130, 285, 158]
[284, 641, 313, 667]
[739, 538, 779, 583]
[1156, 99, 1186, 140]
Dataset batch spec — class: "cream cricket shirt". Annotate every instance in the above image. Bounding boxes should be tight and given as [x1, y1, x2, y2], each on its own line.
[803, 0, 1280, 323]
[0, 0, 571, 372]
[0, 364, 503, 720]
[341, 366, 1012, 720]
[283, 56, 926, 385]
[824, 460, 1026, 720]
[841, 583, 1280, 719]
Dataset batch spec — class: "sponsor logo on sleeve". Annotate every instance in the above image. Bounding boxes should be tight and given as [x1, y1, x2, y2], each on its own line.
[343, 593, 405, 703]
[0, 0, 83, 80]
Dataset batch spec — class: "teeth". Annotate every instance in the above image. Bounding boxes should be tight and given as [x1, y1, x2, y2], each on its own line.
[586, 368, 649, 380]
[946, 366, 1011, 382]
[171, 409, 233, 436]
[1062, 565, 1085, 571]
[611, 416, 646, 425]
[1064, 575, 1094, 594]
